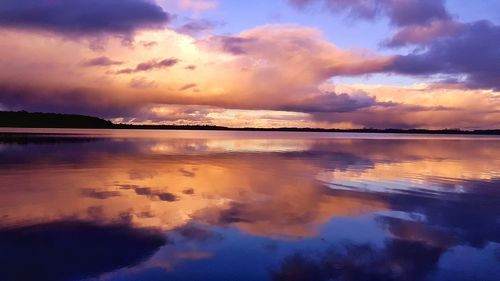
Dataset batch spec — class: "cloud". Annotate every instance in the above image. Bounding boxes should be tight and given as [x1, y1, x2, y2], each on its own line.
[0, 84, 143, 118]
[311, 104, 453, 129]
[0, 25, 392, 119]
[178, 0, 218, 12]
[288, 0, 455, 48]
[310, 84, 500, 129]
[179, 83, 197, 91]
[175, 18, 223, 36]
[129, 186, 179, 202]
[117, 58, 179, 74]
[204, 36, 255, 55]
[288, 0, 381, 20]
[385, 20, 463, 47]
[280, 91, 382, 113]
[146, 105, 219, 124]
[157, 192, 178, 202]
[81, 188, 122, 199]
[385, 0, 450, 27]
[390, 20, 500, 90]
[288, 0, 450, 27]
[1, 24, 499, 129]
[0, 0, 170, 36]
[199, 25, 392, 85]
[82, 56, 123, 67]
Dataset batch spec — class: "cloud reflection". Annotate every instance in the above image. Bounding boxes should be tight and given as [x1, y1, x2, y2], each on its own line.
[0, 221, 166, 281]
[0, 132, 499, 279]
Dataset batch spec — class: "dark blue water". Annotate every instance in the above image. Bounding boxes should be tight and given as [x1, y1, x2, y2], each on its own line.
[0, 129, 498, 281]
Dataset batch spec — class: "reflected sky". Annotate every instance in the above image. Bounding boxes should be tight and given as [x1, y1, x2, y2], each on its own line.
[0, 129, 499, 281]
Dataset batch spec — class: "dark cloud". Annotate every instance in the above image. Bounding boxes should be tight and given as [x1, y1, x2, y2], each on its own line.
[157, 192, 178, 202]
[385, 0, 450, 27]
[131, 186, 179, 202]
[310, 103, 456, 129]
[0, 84, 143, 118]
[117, 184, 141, 190]
[117, 58, 179, 74]
[288, 0, 450, 27]
[175, 18, 223, 36]
[281, 91, 381, 113]
[0, 221, 166, 281]
[390, 20, 500, 90]
[81, 188, 122, 199]
[206, 36, 255, 55]
[179, 83, 197, 91]
[82, 56, 123, 67]
[135, 187, 154, 196]
[0, 0, 170, 36]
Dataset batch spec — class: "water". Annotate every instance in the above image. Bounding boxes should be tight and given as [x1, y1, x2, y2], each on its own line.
[0, 129, 499, 281]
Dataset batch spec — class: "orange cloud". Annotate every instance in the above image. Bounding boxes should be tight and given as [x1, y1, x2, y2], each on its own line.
[0, 26, 391, 117]
[0, 25, 499, 129]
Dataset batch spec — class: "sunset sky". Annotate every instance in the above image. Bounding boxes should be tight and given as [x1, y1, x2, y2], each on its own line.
[0, 0, 499, 129]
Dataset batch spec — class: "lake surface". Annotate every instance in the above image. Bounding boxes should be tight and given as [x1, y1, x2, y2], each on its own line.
[0, 129, 499, 281]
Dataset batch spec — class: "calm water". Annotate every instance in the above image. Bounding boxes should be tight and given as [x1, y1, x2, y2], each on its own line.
[0, 129, 499, 281]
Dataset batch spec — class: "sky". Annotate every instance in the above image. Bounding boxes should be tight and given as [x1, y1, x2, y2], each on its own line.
[0, 0, 499, 129]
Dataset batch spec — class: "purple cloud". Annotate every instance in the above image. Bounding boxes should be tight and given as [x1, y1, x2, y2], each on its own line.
[386, 0, 450, 27]
[0, 0, 170, 36]
[82, 56, 123, 67]
[117, 58, 179, 74]
[288, 1, 499, 90]
[385, 20, 463, 47]
[280, 91, 383, 113]
[0, 84, 143, 118]
[288, 0, 450, 27]
[289, 0, 381, 20]
[390, 20, 500, 90]
[207, 36, 255, 55]
[175, 18, 223, 36]
[179, 83, 197, 91]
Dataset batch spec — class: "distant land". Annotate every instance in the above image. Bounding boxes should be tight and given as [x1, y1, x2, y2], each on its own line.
[1, 111, 500, 135]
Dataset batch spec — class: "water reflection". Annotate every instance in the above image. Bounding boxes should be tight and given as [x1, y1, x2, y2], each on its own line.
[0, 130, 498, 281]
[0, 222, 166, 281]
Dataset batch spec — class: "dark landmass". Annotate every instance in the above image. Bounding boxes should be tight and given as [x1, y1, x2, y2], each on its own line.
[2, 111, 500, 135]
[0, 111, 113, 128]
